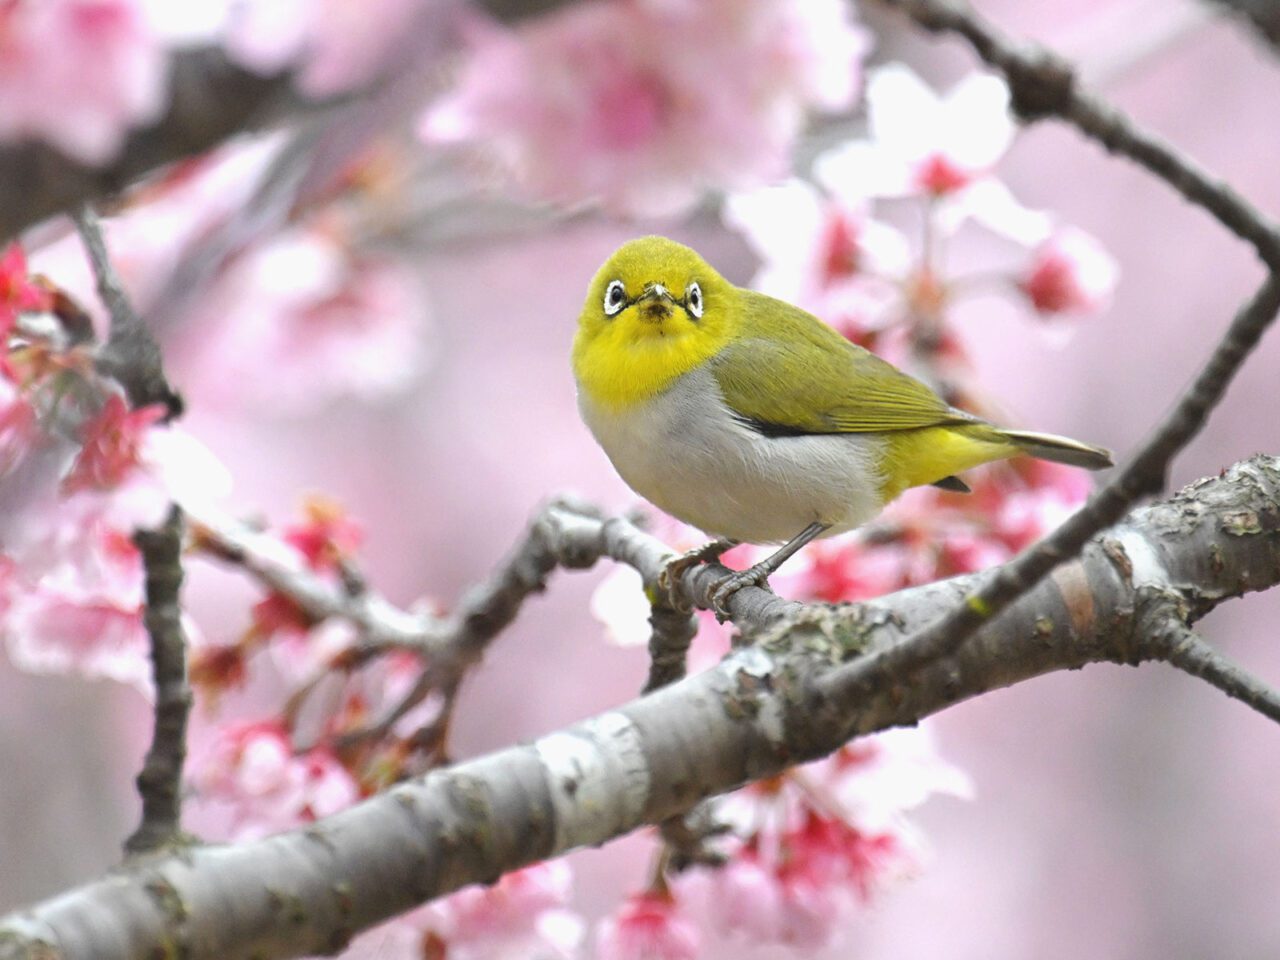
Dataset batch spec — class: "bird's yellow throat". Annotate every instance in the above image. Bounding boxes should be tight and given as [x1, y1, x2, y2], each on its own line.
[572, 238, 739, 410]
[572, 317, 730, 410]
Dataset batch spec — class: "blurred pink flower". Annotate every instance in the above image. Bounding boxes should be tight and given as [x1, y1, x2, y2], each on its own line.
[434, 861, 585, 960]
[1017, 226, 1119, 317]
[703, 856, 784, 941]
[816, 63, 1015, 203]
[223, 0, 431, 97]
[700, 724, 969, 949]
[775, 536, 908, 604]
[596, 891, 700, 960]
[0, 243, 52, 338]
[423, 0, 871, 217]
[192, 720, 360, 839]
[3, 508, 150, 691]
[330, 862, 583, 960]
[0, 0, 167, 164]
[61, 395, 166, 497]
[174, 226, 429, 415]
[724, 179, 908, 324]
[0, 376, 37, 478]
[817, 726, 974, 829]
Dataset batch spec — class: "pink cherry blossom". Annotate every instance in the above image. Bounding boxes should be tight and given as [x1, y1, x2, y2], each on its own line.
[433, 861, 585, 960]
[173, 225, 429, 415]
[595, 891, 700, 960]
[815, 63, 1015, 203]
[280, 495, 363, 573]
[0, 375, 37, 478]
[701, 723, 971, 948]
[2, 508, 150, 691]
[223, 0, 432, 98]
[61, 395, 166, 497]
[1018, 226, 1119, 317]
[330, 862, 583, 960]
[191, 720, 360, 840]
[0, 0, 168, 164]
[724, 179, 908, 325]
[0, 243, 52, 338]
[703, 855, 784, 941]
[423, 0, 871, 217]
[817, 727, 975, 828]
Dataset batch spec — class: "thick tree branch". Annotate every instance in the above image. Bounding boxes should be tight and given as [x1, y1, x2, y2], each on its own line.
[1, 456, 1277, 960]
[123, 508, 193, 856]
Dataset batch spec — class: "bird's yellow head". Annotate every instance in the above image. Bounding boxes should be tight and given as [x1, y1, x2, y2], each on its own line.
[572, 236, 741, 410]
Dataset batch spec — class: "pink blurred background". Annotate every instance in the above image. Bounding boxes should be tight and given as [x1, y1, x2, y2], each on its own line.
[3, 1, 1280, 958]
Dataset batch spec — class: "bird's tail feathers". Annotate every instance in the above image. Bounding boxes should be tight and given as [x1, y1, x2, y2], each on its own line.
[1001, 429, 1113, 471]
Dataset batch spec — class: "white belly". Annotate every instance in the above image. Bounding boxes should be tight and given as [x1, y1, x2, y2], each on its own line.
[578, 367, 888, 544]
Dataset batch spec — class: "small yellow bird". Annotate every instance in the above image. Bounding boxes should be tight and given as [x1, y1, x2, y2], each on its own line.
[572, 236, 1112, 610]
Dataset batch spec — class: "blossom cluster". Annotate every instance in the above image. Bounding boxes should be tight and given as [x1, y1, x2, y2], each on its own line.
[0, 244, 226, 692]
[727, 63, 1118, 352]
[423, 0, 872, 216]
[597, 729, 973, 958]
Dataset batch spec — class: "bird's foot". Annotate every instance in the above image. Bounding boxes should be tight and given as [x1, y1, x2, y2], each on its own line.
[708, 563, 776, 620]
[658, 538, 737, 611]
[705, 521, 831, 620]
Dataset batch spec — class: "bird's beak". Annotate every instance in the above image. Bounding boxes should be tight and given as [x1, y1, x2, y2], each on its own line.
[636, 285, 676, 323]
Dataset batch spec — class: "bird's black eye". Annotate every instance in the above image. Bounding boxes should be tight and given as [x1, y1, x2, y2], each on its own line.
[686, 281, 703, 319]
[603, 280, 627, 316]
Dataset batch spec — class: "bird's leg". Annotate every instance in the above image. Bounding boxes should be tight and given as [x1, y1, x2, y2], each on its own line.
[709, 521, 830, 618]
[658, 537, 739, 610]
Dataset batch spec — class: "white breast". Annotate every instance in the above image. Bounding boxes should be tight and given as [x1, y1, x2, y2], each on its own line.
[578, 367, 888, 544]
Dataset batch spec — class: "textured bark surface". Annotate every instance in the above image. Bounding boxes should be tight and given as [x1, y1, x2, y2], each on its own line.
[1, 456, 1276, 960]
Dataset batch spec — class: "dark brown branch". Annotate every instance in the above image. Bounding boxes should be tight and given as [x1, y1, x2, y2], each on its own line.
[1204, 0, 1280, 52]
[0, 51, 296, 244]
[124, 508, 194, 855]
[72, 205, 183, 418]
[821, 275, 1280, 704]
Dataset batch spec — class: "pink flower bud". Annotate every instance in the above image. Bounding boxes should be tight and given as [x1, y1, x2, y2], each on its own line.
[1018, 227, 1118, 317]
[595, 892, 700, 960]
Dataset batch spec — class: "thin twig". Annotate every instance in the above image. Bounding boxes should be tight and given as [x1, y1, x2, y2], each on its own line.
[1155, 613, 1280, 724]
[124, 507, 194, 855]
[876, 0, 1280, 269]
[821, 275, 1280, 704]
[189, 509, 449, 654]
[72, 205, 183, 418]
[1206, 0, 1280, 53]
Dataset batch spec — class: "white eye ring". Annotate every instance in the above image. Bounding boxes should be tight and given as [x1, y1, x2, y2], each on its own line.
[603, 279, 627, 316]
[686, 281, 703, 319]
